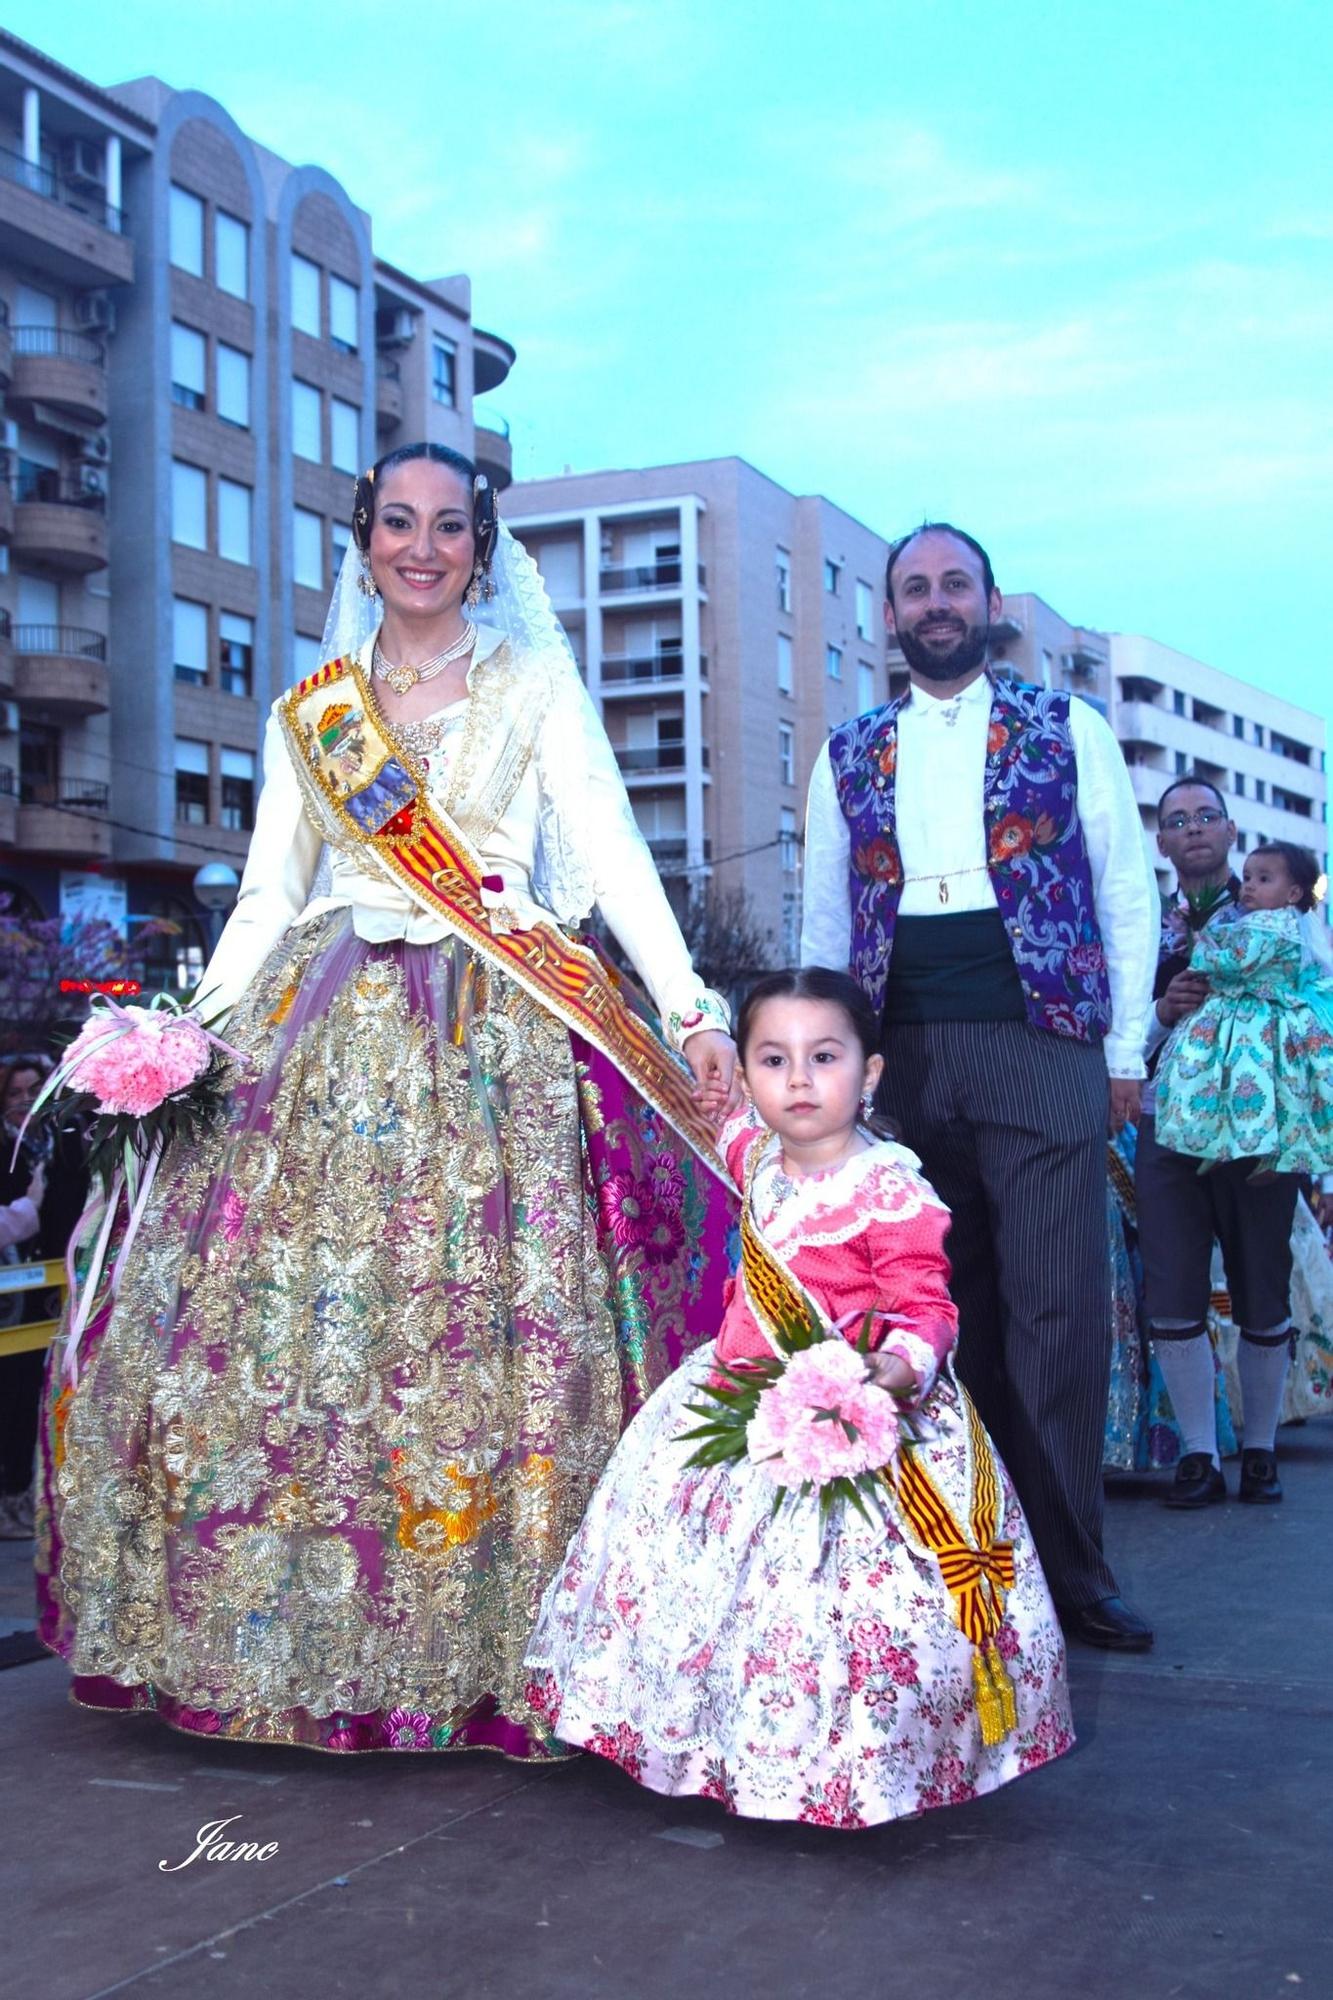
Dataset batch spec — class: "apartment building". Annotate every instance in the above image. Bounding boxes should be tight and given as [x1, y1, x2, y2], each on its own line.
[1110, 634, 1328, 892]
[507, 458, 893, 962]
[0, 30, 512, 981]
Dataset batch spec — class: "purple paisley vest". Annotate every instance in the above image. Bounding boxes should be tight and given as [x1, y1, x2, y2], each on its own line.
[827, 676, 1112, 1041]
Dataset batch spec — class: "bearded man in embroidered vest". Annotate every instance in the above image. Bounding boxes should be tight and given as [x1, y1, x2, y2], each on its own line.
[801, 523, 1159, 1652]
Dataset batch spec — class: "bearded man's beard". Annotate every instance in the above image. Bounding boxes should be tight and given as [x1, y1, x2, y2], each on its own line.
[896, 617, 989, 682]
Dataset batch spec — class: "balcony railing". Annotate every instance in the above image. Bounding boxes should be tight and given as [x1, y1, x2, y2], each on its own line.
[599, 560, 706, 593]
[376, 353, 401, 382]
[13, 625, 107, 659]
[475, 409, 510, 439]
[601, 651, 708, 684]
[0, 142, 124, 232]
[613, 742, 710, 774]
[19, 778, 110, 812]
[12, 470, 107, 511]
[12, 325, 106, 367]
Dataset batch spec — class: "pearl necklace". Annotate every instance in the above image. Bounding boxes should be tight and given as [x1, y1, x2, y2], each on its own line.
[372, 622, 476, 696]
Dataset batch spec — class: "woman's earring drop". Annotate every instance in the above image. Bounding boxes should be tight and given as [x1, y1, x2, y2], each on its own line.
[356, 553, 380, 601]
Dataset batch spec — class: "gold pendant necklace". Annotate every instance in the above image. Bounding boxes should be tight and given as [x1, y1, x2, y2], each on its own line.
[373, 622, 476, 695]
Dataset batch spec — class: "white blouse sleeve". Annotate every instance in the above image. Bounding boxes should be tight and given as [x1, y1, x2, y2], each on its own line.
[192, 708, 323, 1020]
[533, 671, 729, 1048]
[1069, 699, 1159, 1079]
[800, 743, 853, 971]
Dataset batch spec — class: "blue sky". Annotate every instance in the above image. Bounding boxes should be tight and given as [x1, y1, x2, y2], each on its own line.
[12, 0, 1332, 726]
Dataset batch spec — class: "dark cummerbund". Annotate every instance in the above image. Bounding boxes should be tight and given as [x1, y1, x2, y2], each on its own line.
[882, 909, 1027, 1026]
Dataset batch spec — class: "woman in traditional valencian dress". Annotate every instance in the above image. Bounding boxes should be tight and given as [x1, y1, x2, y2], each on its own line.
[36, 443, 737, 1755]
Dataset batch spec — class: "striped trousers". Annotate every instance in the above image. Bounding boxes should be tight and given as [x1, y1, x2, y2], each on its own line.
[878, 1018, 1117, 1609]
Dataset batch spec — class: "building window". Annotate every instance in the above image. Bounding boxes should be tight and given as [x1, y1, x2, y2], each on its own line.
[777, 633, 793, 695]
[173, 598, 208, 686]
[1233, 714, 1246, 739]
[330, 398, 360, 475]
[779, 806, 797, 874]
[174, 738, 209, 824]
[291, 379, 322, 461]
[216, 344, 251, 428]
[169, 185, 205, 275]
[826, 643, 842, 681]
[779, 722, 795, 787]
[1253, 722, 1265, 748]
[776, 548, 792, 613]
[217, 479, 252, 563]
[215, 211, 249, 300]
[855, 579, 874, 641]
[858, 660, 875, 712]
[293, 633, 322, 678]
[171, 460, 207, 549]
[330, 519, 351, 579]
[291, 253, 321, 336]
[293, 506, 324, 589]
[329, 275, 359, 353]
[431, 337, 456, 406]
[219, 611, 254, 697]
[1174, 751, 1188, 774]
[170, 322, 207, 410]
[1234, 773, 1246, 797]
[823, 558, 840, 595]
[1172, 690, 1187, 716]
[1254, 778, 1266, 802]
[220, 747, 256, 831]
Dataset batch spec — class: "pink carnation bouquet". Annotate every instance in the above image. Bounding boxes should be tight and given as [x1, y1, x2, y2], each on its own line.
[22, 993, 242, 1383]
[680, 1304, 912, 1522]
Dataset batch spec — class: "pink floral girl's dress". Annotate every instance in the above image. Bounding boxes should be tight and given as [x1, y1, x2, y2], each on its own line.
[1156, 907, 1333, 1175]
[524, 1104, 1073, 1829]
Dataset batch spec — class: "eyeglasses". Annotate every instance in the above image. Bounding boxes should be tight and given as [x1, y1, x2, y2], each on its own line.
[1161, 809, 1227, 833]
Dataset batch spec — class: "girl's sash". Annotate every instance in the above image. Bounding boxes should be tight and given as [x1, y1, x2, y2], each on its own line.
[278, 655, 725, 1181]
[739, 1139, 1018, 1744]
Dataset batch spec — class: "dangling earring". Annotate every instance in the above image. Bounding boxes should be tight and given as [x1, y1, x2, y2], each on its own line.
[464, 563, 495, 607]
[860, 1091, 875, 1116]
[356, 552, 379, 600]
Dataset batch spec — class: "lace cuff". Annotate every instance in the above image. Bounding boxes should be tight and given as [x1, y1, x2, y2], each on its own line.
[880, 1325, 945, 1400]
[664, 987, 732, 1053]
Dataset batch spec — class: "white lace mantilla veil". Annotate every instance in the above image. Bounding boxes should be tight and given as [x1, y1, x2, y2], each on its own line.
[315, 516, 614, 926]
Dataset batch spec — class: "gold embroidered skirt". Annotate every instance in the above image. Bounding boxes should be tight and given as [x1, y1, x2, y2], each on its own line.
[37, 910, 733, 1754]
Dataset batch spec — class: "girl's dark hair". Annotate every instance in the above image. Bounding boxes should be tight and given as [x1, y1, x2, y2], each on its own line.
[1249, 840, 1321, 913]
[736, 967, 895, 1137]
[351, 441, 498, 573]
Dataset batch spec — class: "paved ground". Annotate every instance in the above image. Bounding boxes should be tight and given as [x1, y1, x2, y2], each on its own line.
[2, 1421, 1330, 2000]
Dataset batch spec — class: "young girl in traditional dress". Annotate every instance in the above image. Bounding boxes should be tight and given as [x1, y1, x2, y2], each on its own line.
[1156, 842, 1333, 1176]
[524, 968, 1072, 1828]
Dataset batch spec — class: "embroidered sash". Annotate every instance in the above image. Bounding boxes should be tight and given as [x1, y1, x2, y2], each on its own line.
[740, 1139, 1018, 1744]
[278, 655, 725, 1180]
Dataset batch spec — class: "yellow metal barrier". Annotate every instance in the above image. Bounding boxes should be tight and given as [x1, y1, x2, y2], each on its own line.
[0, 1258, 67, 1358]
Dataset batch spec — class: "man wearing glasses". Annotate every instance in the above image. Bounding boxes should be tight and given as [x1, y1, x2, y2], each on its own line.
[1139, 776, 1297, 1507]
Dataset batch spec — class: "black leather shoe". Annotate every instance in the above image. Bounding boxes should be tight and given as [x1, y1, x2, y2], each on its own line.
[1239, 1448, 1282, 1504]
[1057, 1596, 1154, 1652]
[1164, 1451, 1226, 1509]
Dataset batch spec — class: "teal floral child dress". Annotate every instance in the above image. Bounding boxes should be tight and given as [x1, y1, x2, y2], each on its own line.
[1156, 907, 1333, 1174]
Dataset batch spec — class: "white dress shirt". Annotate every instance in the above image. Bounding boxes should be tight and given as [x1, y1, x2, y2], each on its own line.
[800, 676, 1159, 1078]
[195, 627, 720, 1045]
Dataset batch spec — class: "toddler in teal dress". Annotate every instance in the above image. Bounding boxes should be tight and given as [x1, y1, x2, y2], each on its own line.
[1156, 842, 1333, 1176]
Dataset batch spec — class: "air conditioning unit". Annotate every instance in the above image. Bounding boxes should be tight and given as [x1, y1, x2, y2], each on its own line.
[1061, 651, 1096, 680]
[79, 465, 105, 499]
[375, 306, 415, 348]
[81, 432, 111, 462]
[74, 290, 115, 333]
[61, 137, 106, 189]
[0, 701, 20, 735]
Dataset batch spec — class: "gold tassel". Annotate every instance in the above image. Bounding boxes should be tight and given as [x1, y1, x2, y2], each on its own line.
[972, 1639, 1018, 1747]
